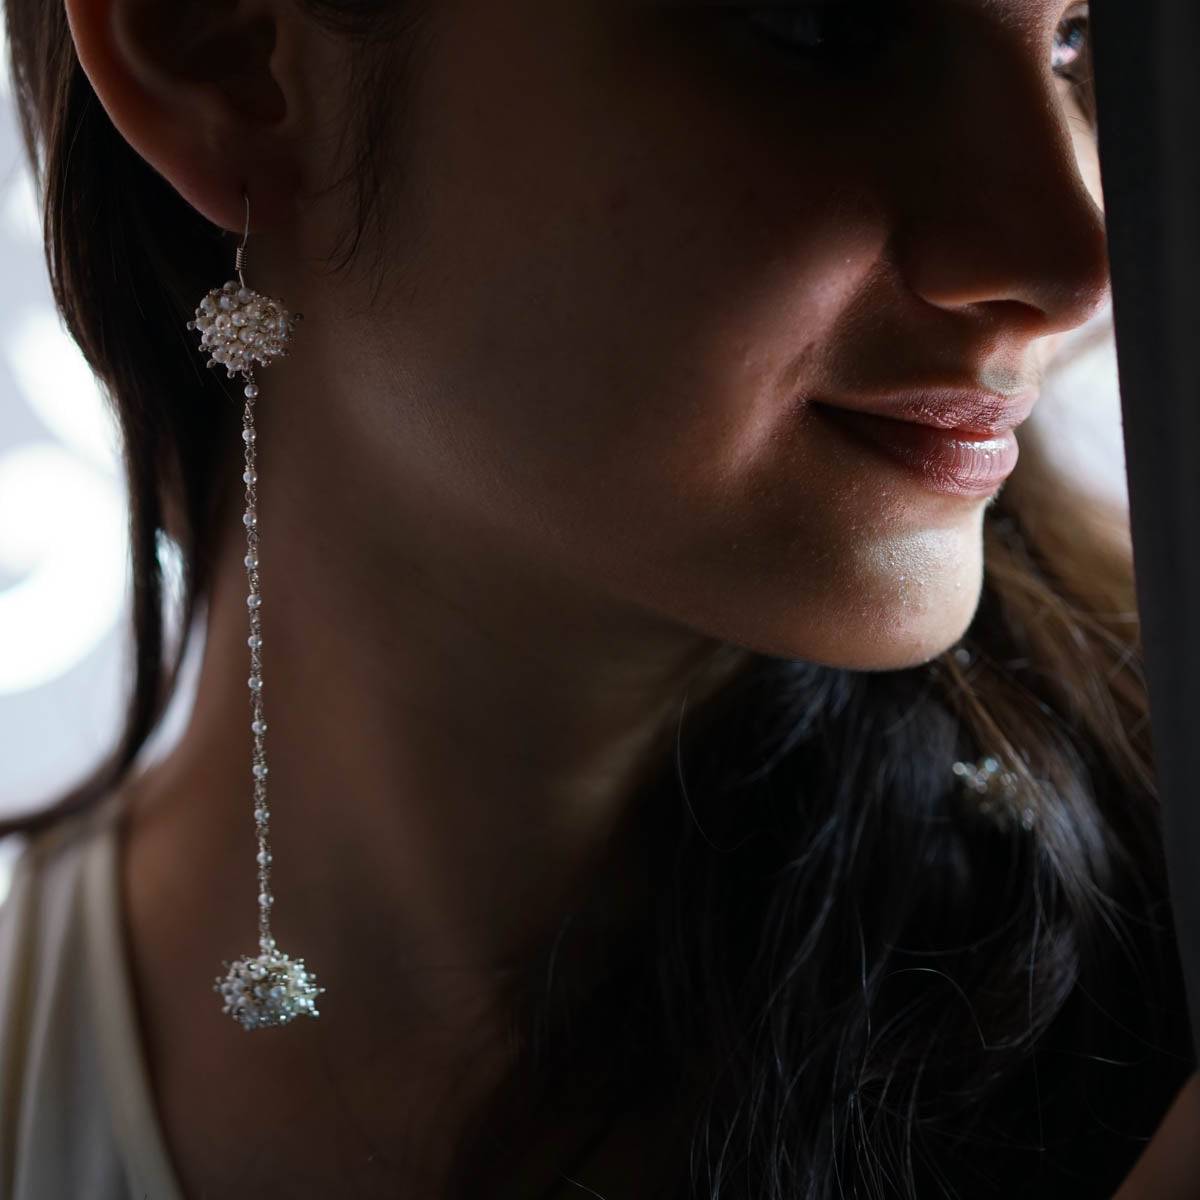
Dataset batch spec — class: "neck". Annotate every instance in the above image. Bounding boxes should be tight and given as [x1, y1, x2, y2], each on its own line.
[132, 389, 752, 1045]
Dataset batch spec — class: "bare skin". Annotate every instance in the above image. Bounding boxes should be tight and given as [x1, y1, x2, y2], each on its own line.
[58, 0, 1183, 1196]
[1112, 1074, 1200, 1200]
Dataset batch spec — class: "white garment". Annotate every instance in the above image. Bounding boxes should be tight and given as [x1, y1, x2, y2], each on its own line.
[0, 792, 186, 1200]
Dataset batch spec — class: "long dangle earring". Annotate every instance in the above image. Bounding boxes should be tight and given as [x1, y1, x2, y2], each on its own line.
[187, 190, 325, 1030]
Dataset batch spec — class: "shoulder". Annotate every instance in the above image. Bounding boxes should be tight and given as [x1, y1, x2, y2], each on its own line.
[0, 800, 105, 968]
[0, 794, 132, 1199]
[0, 795, 119, 1052]
[0, 789, 128, 1018]
[0, 795, 119, 976]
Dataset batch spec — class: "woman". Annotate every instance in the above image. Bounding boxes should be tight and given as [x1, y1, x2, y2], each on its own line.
[0, 0, 1195, 1196]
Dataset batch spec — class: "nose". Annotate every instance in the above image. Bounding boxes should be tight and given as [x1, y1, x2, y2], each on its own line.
[889, 23, 1111, 336]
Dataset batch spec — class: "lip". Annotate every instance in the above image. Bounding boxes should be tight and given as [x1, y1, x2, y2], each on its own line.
[814, 395, 1030, 498]
[821, 387, 1040, 436]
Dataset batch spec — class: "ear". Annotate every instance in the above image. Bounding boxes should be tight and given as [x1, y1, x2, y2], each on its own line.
[63, 0, 328, 235]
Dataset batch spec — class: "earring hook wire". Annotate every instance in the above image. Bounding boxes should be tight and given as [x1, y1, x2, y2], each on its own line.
[236, 189, 250, 287]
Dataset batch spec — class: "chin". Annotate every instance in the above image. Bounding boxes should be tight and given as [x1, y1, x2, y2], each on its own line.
[763, 577, 984, 675]
[844, 590, 983, 673]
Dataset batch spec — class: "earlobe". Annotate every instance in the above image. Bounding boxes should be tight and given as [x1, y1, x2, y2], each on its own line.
[62, 0, 302, 235]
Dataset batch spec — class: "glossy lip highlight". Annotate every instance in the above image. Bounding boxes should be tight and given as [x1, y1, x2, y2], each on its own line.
[817, 387, 1041, 437]
[814, 403, 1023, 498]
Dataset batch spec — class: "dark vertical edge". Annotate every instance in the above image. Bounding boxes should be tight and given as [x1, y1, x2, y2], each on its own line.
[1091, 0, 1200, 1051]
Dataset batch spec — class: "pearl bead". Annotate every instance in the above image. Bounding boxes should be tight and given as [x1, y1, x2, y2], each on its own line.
[247, 593, 262, 608]
[244, 383, 259, 399]
[218, 295, 234, 310]
[257, 850, 272, 865]
[242, 428, 256, 442]
[253, 762, 268, 778]
[244, 554, 258, 568]
[243, 470, 258, 485]
[248, 675, 262, 690]
[243, 510, 257, 528]
[254, 807, 268, 825]
[251, 719, 267, 734]
[248, 635, 263, 649]
[237, 287, 253, 303]
[258, 892, 274, 907]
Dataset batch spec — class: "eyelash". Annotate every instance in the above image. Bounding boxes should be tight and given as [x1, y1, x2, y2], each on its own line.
[735, 3, 1092, 82]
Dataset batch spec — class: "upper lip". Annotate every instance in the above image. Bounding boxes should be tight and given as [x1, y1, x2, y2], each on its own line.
[816, 387, 1040, 437]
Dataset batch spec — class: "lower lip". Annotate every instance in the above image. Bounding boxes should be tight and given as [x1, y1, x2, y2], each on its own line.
[815, 405, 1020, 498]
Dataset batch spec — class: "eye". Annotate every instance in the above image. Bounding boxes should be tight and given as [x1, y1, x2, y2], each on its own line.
[1051, 4, 1090, 84]
[728, 3, 1092, 84]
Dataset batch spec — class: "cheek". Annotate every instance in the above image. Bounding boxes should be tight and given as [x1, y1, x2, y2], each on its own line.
[395, 1, 885, 514]
[377, 0, 985, 668]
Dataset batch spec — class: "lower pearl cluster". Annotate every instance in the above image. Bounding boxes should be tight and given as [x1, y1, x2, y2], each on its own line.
[214, 944, 325, 1031]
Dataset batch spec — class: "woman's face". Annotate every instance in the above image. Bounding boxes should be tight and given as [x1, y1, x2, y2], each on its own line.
[294, 0, 1106, 671]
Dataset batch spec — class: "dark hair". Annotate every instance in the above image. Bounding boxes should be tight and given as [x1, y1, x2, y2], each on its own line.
[3, 2, 1194, 1196]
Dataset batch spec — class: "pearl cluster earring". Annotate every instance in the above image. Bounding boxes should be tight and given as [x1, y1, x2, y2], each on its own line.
[187, 190, 325, 1030]
[952, 755, 1037, 832]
